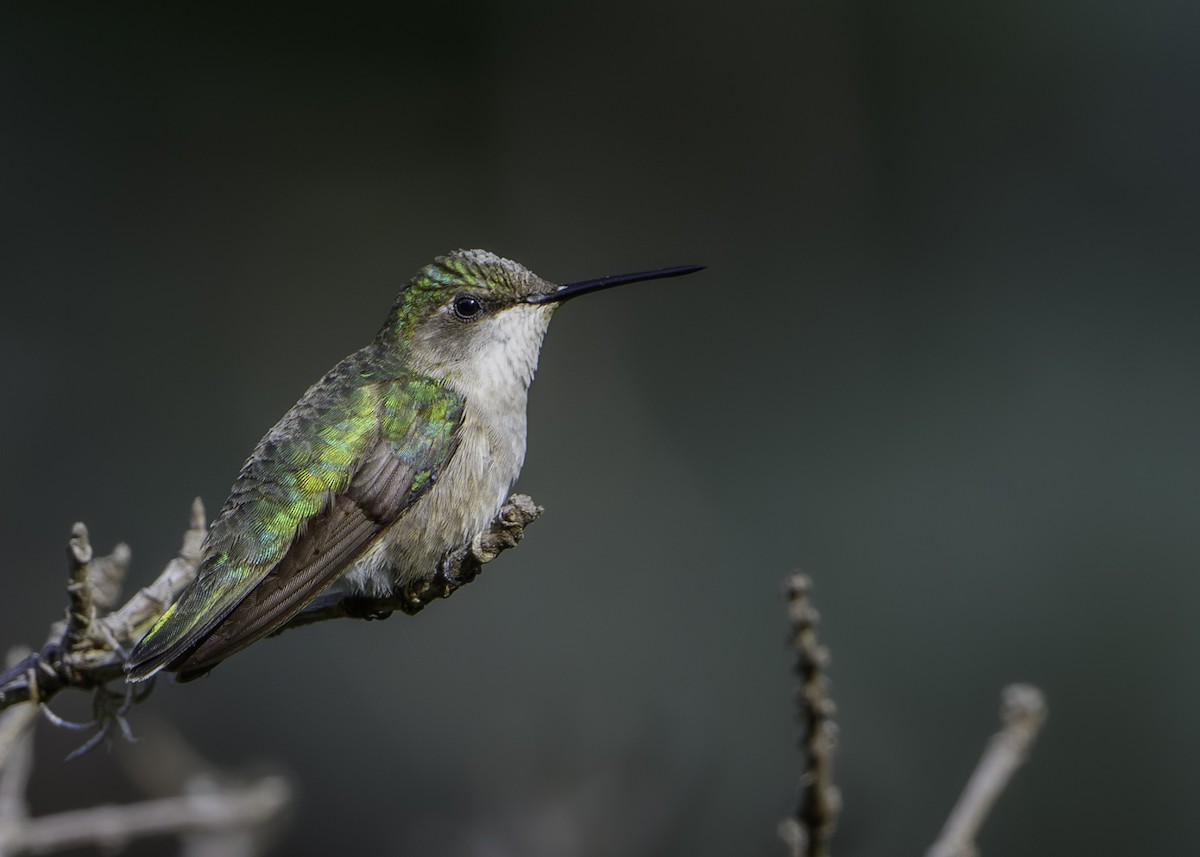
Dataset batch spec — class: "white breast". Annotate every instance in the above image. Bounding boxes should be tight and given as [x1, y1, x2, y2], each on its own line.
[345, 304, 553, 594]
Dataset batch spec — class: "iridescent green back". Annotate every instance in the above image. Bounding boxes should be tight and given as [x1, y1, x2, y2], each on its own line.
[125, 249, 542, 680]
[126, 350, 464, 679]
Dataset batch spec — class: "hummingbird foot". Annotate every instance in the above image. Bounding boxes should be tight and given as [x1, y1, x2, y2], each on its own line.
[38, 677, 151, 760]
[270, 591, 399, 631]
[337, 597, 397, 622]
[406, 491, 545, 607]
[277, 495, 543, 632]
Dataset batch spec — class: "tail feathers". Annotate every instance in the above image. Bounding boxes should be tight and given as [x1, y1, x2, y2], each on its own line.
[124, 603, 184, 681]
[124, 647, 179, 682]
[124, 587, 238, 682]
[127, 490, 385, 681]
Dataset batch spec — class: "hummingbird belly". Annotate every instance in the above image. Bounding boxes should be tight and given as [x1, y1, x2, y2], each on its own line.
[345, 302, 550, 594]
[344, 392, 529, 594]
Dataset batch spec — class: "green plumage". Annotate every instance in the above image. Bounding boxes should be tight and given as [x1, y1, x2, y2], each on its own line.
[123, 248, 701, 682]
[124, 250, 526, 681]
[127, 350, 463, 680]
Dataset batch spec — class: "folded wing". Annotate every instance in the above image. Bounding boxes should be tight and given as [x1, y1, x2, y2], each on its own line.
[126, 371, 464, 681]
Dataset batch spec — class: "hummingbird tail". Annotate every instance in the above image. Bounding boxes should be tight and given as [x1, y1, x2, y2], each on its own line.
[124, 596, 223, 682]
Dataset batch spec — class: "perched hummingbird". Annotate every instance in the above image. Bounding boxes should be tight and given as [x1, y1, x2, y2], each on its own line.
[125, 249, 702, 682]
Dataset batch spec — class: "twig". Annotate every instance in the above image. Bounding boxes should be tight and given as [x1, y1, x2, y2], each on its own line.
[6, 660, 295, 857]
[100, 497, 207, 652]
[778, 573, 840, 857]
[0, 777, 290, 855]
[0, 494, 541, 711]
[0, 501, 205, 712]
[64, 524, 96, 643]
[0, 726, 33, 849]
[0, 725, 34, 857]
[0, 657, 290, 857]
[0, 696, 38, 780]
[926, 684, 1047, 857]
[0, 650, 38, 857]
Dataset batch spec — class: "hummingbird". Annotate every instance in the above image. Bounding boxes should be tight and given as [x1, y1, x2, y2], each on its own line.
[125, 249, 702, 682]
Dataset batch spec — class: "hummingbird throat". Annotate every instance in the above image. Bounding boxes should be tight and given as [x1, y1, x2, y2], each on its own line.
[346, 303, 555, 594]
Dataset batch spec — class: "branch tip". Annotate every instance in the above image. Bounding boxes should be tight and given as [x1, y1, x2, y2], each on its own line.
[1001, 683, 1046, 728]
[189, 497, 206, 531]
[780, 571, 840, 857]
[926, 684, 1048, 857]
[68, 523, 92, 569]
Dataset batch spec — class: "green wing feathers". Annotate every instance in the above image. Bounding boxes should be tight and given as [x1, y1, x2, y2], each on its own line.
[126, 369, 464, 680]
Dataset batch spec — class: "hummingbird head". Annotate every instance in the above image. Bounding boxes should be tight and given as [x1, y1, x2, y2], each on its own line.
[379, 249, 702, 398]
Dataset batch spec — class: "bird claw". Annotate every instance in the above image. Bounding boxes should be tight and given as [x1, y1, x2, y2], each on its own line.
[39, 704, 98, 732]
[42, 678, 151, 760]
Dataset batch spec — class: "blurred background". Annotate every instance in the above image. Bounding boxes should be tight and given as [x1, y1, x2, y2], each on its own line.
[1, 3, 1197, 855]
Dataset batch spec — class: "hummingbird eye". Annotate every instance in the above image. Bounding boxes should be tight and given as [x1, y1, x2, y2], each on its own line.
[452, 294, 484, 320]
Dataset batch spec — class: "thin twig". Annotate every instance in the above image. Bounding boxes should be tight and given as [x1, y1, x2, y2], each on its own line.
[779, 573, 840, 857]
[63, 524, 95, 644]
[0, 650, 38, 857]
[926, 684, 1047, 857]
[0, 501, 205, 712]
[0, 700, 38, 781]
[0, 724, 33, 857]
[0, 649, 39, 777]
[0, 774, 290, 855]
[98, 497, 207, 653]
[1, 683, 291, 856]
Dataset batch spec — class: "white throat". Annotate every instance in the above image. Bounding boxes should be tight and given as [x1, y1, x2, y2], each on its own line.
[346, 303, 555, 593]
[441, 303, 555, 412]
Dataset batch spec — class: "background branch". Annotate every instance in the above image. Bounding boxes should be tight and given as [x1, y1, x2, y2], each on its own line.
[776, 575, 1046, 857]
[0, 693, 291, 857]
[1, 775, 290, 856]
[778, 573, 841, 857]
[0, 661, 39, 775]
[926, 684, 1047, 857]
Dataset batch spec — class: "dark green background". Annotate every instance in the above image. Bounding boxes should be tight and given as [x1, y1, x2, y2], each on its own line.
[2, 4, 1197, 855]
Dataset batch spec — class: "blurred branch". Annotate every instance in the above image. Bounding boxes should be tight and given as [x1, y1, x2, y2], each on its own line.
[0, 655, 39, 776]
[775, 574, 1046, 857]
[0, 776, 290, 856]
[926, 684, 1047, 857]
[0, 650, 38, 851]
[0, 701, 290, 857]
[778, 573, 840, 857]
[0, 494, 541, 713]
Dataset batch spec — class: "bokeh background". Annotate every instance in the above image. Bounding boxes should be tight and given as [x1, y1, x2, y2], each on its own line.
[2, 3, 1198, 855]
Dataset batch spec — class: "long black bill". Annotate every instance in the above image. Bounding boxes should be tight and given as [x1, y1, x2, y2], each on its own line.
[527, 264, 704, 304]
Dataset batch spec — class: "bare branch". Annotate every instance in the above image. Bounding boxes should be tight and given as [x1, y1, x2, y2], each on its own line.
[0, 650, 37, 857]
[926, 684, 1047, 857]
[0, 729, 32, 843]
[0, 775, 290, 855]
[97, 497, 208, 653]
[0, 697, 38, 781]
[0, 707, 291, 857]
[64, 524, 95, 643]
[779, 573, 841, 857]
[0, 501, 206, 712]
[1, 494, 541, 712]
